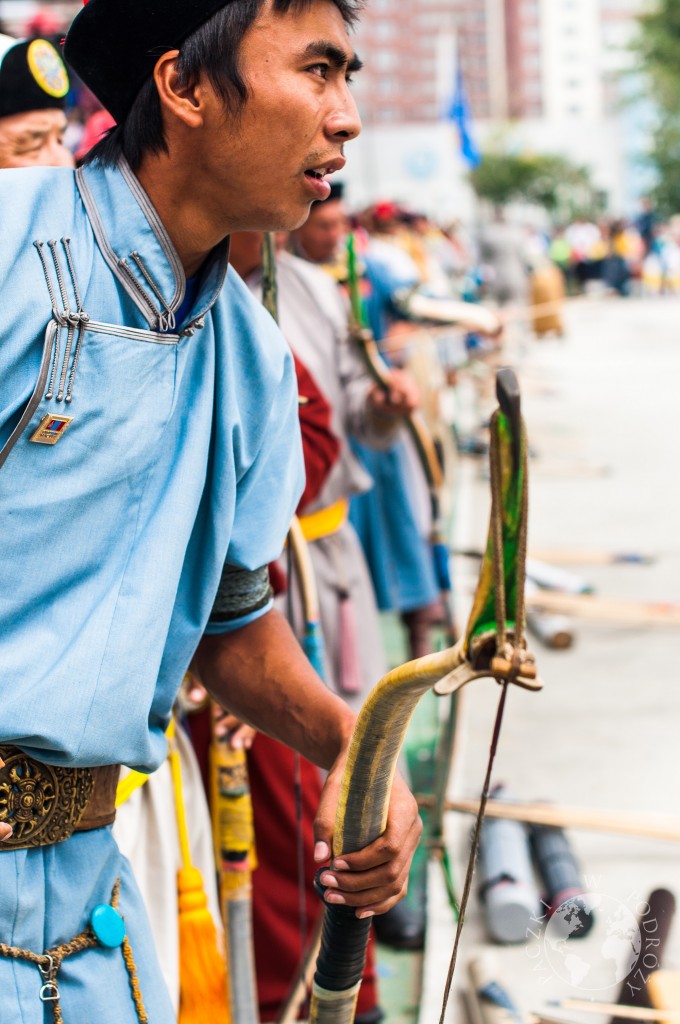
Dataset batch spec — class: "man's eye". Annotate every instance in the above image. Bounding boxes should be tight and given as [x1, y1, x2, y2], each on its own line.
[307, 62, 329, 78]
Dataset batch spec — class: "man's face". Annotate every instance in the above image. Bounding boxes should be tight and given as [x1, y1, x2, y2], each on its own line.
[294, 198, 347, 262]
[198, 0, 361, 233]
[0, 109, 73, 169]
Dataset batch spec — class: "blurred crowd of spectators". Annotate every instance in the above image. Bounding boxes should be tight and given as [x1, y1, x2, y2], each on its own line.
[2, 6, 678, 304]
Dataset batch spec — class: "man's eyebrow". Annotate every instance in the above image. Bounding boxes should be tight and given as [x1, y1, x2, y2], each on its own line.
[299, 40, 362, 72]
[14, 130, 48, 143]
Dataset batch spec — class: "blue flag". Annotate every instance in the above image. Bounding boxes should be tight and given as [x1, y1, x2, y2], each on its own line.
[446, 67, 481, 169]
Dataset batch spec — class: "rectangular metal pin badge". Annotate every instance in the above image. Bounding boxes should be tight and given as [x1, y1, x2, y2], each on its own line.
[30, 414, 74, 445]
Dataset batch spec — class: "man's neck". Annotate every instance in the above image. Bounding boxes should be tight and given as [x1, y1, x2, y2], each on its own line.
[136, 153, 228, 279]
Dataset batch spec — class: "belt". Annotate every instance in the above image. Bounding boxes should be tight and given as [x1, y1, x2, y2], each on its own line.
[0, 746, 119, 851]
[298, 498, 349, 543]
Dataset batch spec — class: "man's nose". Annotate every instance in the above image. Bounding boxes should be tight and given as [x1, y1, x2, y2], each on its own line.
[47, 140, 76, 169]
[325, 90, 362, 142]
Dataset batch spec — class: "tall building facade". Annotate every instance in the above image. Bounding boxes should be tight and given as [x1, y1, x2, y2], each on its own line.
[350, 0, 495, 125]
[350, 0, 645, 127]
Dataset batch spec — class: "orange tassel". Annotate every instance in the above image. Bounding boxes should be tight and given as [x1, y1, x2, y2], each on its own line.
[168, 714, 231, 1024]
[177, 865, 231, 1024]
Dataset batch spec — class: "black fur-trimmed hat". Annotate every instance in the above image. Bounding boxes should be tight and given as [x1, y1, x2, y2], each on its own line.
[64, 0, 235, 123]
[0, 35, 69, 118]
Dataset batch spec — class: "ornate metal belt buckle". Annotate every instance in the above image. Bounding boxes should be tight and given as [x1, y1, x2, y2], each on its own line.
[0, 748, 94, 849]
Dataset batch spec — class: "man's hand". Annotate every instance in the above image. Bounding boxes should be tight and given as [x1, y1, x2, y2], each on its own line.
[313, 761, 422, 919]
[215, 712, 257, 750]
[183, 676, 257, 750]
[194, 614, 422, 916]
[367, 368, 420, 419]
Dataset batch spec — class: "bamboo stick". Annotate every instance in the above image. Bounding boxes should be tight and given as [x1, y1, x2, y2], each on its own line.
[443, 798, 680, 842]
[525, 590, 680, 626]
[530, 1016, 593, 1024]
[380, 298, 570, 354]
[455, 548, 653, 569]
[554, 999, 680, 1022]
[529, 549, 654, 568]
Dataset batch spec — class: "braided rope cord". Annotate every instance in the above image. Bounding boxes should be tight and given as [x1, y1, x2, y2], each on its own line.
[113, 881, 150, 1024]
[0, 879, 148, 1024]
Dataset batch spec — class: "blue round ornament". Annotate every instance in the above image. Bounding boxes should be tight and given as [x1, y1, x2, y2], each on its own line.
[91, 904, 126, 948]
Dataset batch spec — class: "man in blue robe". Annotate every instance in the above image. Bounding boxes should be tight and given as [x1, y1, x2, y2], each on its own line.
[0, 1, 421, 1020]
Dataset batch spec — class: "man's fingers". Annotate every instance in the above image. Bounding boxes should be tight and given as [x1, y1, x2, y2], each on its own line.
[329, 811, 422, 874]
[313, 761, 344, 863]
[314, 772, 421, 914]
[329, 829, 413, 874]
[320, 851, 409, 895]
[323, 878, 409, 913]
[314, 840, 330, 863]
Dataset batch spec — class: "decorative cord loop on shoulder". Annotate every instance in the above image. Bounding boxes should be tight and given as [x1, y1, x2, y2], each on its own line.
[34, 239, 91, 403]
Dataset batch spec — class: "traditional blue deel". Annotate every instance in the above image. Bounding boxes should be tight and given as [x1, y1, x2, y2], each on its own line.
[0, 157, 304, 774]
[91, 903, 126, 949]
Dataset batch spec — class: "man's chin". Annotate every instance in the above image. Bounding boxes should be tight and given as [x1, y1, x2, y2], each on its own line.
[282, 202, 315, 232]
[240, 200, 314, 235]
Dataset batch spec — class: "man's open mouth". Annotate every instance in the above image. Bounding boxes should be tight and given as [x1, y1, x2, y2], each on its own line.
[305, 167, 331, 180]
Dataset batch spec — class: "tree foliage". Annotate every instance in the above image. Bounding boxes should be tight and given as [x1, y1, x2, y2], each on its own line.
[634, 0, 680, 215]
[469, 152, 600, 219]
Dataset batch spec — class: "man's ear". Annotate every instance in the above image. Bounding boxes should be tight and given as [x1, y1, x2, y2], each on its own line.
[153, 50, 205, 129]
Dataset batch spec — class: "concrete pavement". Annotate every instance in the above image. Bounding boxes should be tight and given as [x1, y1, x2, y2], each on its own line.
[420, 296, 680, 1023]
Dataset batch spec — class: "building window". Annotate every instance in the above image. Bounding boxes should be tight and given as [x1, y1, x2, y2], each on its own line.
[374, 51, 397, 70]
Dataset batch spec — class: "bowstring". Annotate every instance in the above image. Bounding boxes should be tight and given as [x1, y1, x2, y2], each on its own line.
[437, 413, 529, 1024]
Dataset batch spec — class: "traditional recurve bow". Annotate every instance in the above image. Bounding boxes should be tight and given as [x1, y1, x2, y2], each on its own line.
[346, 233, 452, 606]
[308, 366, 542, 1024]
[346, 233, 460, 902]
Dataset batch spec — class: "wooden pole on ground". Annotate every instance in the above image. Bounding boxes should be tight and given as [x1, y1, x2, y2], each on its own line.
[441, 798, 680, 843]
[524, 590, 680, 627]
[555, 999, 680, 1022]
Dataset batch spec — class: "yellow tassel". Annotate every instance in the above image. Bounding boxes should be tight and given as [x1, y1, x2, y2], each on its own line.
[168, 714, 231, 1024]
[177, 865, 231, 1024]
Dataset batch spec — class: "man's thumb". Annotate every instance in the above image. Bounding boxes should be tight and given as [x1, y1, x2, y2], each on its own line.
[313, 802, 334, 863]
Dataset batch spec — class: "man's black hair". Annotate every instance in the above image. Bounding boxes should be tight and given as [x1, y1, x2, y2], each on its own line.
[84, 0, 362, 171]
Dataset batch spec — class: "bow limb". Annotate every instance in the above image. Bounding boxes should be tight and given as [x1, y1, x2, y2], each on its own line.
[346, 233, 453, 639]
[308, 368, 541, 1024]
[354, 323, 444, 495]
[347, 234, 442, 487]
[287, 516, 326, 679]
